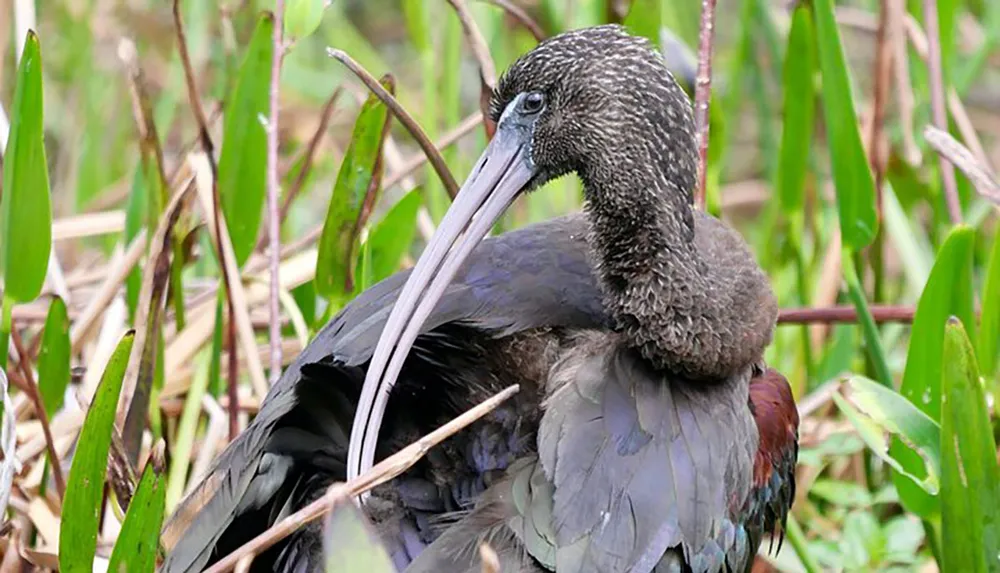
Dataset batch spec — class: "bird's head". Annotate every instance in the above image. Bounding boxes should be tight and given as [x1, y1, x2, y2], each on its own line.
[487, 24, 698, 203]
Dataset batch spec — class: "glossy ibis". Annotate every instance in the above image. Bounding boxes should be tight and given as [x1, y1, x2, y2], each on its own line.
[162, 24, 799, 573]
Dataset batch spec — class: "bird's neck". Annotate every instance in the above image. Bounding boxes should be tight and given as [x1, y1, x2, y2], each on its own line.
[582, 167, 775, 381]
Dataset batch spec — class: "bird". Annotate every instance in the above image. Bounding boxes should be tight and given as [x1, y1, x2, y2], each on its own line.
[161, 24, 799, 573]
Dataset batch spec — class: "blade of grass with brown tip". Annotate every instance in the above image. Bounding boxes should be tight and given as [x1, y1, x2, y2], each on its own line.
[107, 445, 167, 573]
[119, 182, 196, 465]
[59, 331, 135, 573]
[316, 75, 394, 300]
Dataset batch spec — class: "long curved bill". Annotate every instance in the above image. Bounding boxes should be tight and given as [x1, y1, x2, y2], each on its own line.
[347, 107, 537, 497]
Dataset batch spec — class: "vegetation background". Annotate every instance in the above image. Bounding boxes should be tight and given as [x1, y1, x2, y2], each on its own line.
[0, 0, 999, 571]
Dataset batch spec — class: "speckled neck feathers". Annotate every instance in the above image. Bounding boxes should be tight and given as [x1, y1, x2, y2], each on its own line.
[491, 25, 777, 380]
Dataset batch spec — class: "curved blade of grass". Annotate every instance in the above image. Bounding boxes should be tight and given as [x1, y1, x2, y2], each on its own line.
[776, 4, 816, 215]
[810, 0, 877, 250]
[842, 254, 892, 387]
[107, 455, 166, 573]
[323, 496, 396, 573]
[38, 296, 70, 418]
[0, 31, 52, 303]
[834, 376, 941, 495]
[218, 11, 274, 267]
[891, 224, 975, 518]
[60, 331, 135, 573]
[940, 319, 1000, 572]
[976, 231, 1000, 379]
[316, 76, 394, 300]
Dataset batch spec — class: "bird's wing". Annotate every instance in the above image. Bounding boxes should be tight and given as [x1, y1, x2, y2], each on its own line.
[406, 333, 764, 573]
[161, 214, 607, 572]
[533, 332, 760, 573]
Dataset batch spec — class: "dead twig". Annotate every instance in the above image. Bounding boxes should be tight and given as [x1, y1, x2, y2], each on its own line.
[9, 329, 65, 499]
[446, 0, 499, 139]
[190, 153, 271, 400]
[868, 0, 895, 206]
[327, 48, 460, 199]
[202, 384, 521, 573]
[266, 0, 287, 386]
[119, 178, 196, 464]
[924, 125, 1000, 203]
[693, 0, 719, 209]
[922, 0, 961, 224]
[172, 0, 216, 162]
[477, 0, 546, 41]
[779, 304, 917, 324]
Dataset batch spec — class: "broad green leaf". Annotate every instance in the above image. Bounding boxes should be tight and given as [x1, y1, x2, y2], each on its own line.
[624, 0, 661, 49]
[833, 377, 941, 496]
[316, 76, 393, 299]
[60, 331, 135, 573]
[977, 230, 1000, 378]
[107, 459, 166, 573]
[218, 12, 274, 267]
[891, 225, 975, 517]
[775, 5, 816, 214]
[940, 320, 1000, 572]
[811, 0, 878, 250]
[0, 31, 52, 303]
[37, 296, 70, 418]
[323, 497, 396, 573]
[285, 0, 326, 41]
[941, 319, 1000, 572]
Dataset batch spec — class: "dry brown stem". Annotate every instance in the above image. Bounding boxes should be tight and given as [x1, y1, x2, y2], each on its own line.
[327, 48, 460, 199]
[693, 0, 719, 210]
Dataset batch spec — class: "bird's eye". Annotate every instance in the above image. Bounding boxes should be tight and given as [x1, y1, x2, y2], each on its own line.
[522, 92, 545, 114]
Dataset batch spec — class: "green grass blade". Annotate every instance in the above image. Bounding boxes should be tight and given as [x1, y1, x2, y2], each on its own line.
[0, 31, 52, 303]
[59, 331, 135, 573]
[940, 320, 1000, 572]
[107, 457, 166, 573]
[834, 376, 941, 495]
[37, 296, 70, 418]
[218, 12, 274, 267]
[976, 230, 1000, 378]
[842, 254, 892, 387]
[323, 497, 396, 573]
[776, 4, 816, 214]
[316, 77, 393, 300]
[891, 225, 975, 517]
[811, 0, 878, 250]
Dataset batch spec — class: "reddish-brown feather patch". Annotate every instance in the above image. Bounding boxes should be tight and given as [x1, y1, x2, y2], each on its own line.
[749, 368, 799, 488]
